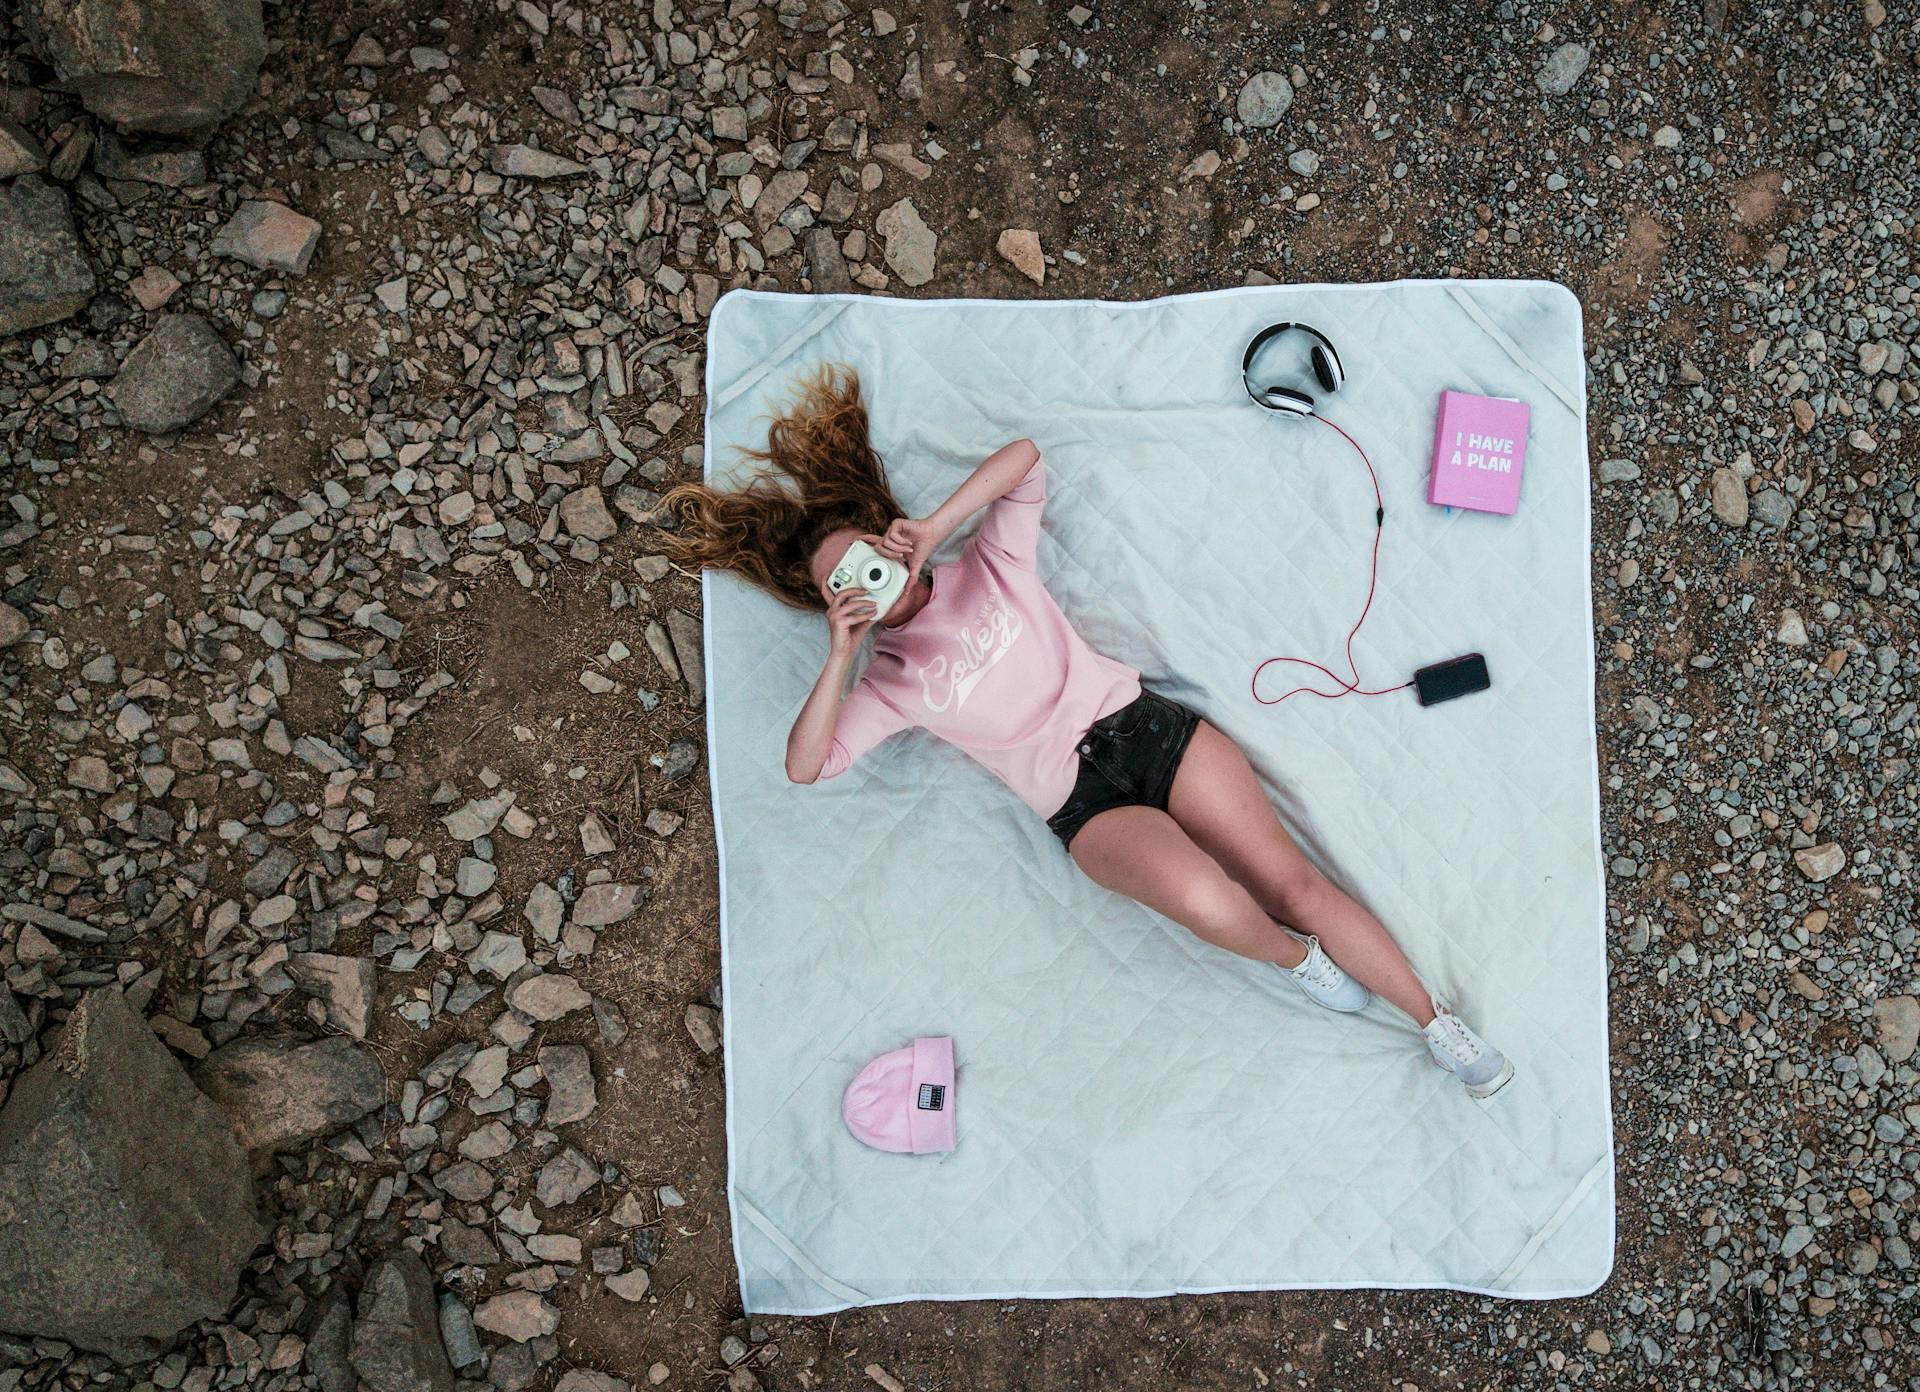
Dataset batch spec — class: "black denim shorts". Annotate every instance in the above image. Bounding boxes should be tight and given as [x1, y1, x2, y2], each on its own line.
[1045, 686, 1203, 851]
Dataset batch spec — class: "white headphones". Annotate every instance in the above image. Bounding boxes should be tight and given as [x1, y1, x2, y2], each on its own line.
[1240, 321, 1347, 418]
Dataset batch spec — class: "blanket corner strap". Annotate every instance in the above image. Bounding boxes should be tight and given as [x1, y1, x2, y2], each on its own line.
[1486, 1151, 1614, 1292]
[734, 1191, 873, 1307]
[1440, 285, 1583, 418]
[711, 302, 856, 413]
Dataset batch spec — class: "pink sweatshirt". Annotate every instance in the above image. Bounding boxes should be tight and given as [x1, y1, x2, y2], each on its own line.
[819, 456, 1142, 815]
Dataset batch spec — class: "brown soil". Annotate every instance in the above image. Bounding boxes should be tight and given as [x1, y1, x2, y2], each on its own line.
[7, 0, 1909, 1389]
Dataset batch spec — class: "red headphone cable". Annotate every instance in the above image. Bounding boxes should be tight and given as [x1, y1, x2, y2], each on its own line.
[1250, 414, 1415, 706]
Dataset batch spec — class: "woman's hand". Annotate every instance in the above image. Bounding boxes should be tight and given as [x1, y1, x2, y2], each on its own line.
[877, 516, 942, 577]
[826, 586, 877, 655]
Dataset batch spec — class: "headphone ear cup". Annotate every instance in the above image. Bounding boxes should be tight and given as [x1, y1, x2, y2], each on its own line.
[1311, 345, 1342, 394]
[1262, 386, 1316, 417]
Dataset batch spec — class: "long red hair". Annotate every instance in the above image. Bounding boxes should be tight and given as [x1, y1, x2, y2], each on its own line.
[655, 363, 902, 610]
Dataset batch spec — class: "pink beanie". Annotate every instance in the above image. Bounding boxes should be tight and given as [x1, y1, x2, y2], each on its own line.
[841, 1036, 956, 1154]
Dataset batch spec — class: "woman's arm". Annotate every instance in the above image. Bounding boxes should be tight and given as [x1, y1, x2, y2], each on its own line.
[785, 648, 858, 784]
[922, 437, 1040, 546]
[785, 588, 874, 783]
[877, 438, 1039, 574]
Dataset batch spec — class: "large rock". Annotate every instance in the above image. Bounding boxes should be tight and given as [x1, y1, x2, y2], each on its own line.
[534, 1147, 599, 1207]
[288, 952, 377, 1038]
[109, 315, 241, 433]
[212, 200, 322, 275]
[1709, 467, 1749, 527]
[570, 882, 644, 927]
[0, 176, 96, 337]
[0, 117, 48, 178]
[506, 972, 591, 1021]
[557, 1373, 631, 1392]
[875, 198, 937, 286]
[538, 1044, 596, 1126]
[558, 484, 617, 540]
[193, 1036, 387, 1156]
[996, 228, 1045, 286]
[667, 608, 705, 706]
[438, 1293, 483, 1371]
[0, 602, 28, 647]
[1235, 70, 1294, 127]
[93, 131, 207, 187]
[805, 226, 851, 293]
[1535, 43, 1592, 96]
[473, 1290, 559, 1342]
[0, 988, 261, 1359]
[1793, 842, 1845, 882]
[490, 143, 586, 179]
[1875, 996, 1920, 1065]
[306, 1287, 359, 1392]
[19, 0, 266, 134]
[350, 1249, 455, 1392]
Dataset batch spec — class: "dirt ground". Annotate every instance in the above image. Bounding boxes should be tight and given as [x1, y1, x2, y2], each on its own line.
[4, 0, 1916, 1390]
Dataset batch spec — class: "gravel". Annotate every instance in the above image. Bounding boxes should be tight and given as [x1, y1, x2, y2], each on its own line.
[0, 1, 1915, 1389]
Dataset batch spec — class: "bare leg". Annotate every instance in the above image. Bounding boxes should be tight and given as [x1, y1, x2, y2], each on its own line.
[1066, 806, 1309, 970]
[1167, 722, 1436, 1026]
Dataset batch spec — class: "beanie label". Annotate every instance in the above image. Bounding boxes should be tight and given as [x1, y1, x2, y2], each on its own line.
[917, 1083, 945, 1111]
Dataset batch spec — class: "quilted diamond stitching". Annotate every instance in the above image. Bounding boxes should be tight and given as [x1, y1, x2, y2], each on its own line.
[705, 284, 1613, 1314]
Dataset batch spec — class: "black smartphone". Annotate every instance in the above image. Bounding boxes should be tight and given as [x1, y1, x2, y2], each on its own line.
[1414, 653, 1491, 706]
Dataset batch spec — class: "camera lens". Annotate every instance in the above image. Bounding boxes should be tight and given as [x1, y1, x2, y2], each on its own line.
[864, 563, 886, 585]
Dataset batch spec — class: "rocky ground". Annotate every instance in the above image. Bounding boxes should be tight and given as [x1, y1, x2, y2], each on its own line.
[0, 0, 1916, 1390]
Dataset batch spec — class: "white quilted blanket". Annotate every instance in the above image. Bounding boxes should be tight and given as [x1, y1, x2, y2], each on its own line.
[701, 283, 1613, 1313]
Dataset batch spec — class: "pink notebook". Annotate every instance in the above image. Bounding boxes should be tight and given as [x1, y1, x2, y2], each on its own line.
[1430, 390, 1530, 515]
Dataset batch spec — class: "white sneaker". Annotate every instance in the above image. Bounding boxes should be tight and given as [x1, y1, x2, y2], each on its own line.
[1281, 933, 1371, 1013]
[1423, 1003, 1515, 1099]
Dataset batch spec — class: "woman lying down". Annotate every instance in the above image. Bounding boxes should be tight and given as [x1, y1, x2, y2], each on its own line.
[659, 364, 1512, 1100]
